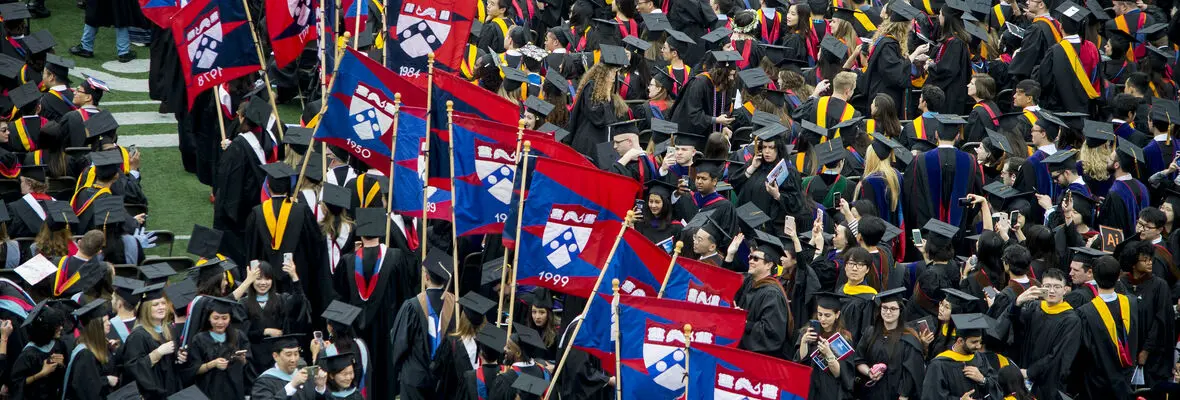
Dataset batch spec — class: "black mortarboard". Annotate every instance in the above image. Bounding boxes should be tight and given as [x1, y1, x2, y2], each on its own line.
[263, 334, 304, 353]
[260, 162, 298, 182]
[871, 134, 912, 165]
[831, 6, 858, 21]
[106, 382, 141, 400]
[736, 202, 771, 231]
[0, 3, 30, 20]
[132, 283, 167, 302]
[282, 126, 313, 149]
[1034, 110, 1068, 131]
[888, 0, 922, 21]
[501, 66, 529, 87]
[665, 29, 695, 51]
[8, 83, 39, 109]
[738, 68, 771, 90]
[544, 71, 569, 95]
[759, 43, 790, 65]
[164, 278, 197, 311]
[88, 151, 124, 172]
[1055, 1, 1090, 23]
[875, 287, 907, 304]
[685, 210, 729, 242]
[963, 21, 989, 42]
[72, 298, 108, 325]
[84, 111, 119, 138]
[751, 111, 780, 128]
[815, 137, 848, 166]
[650, 119, 678, 137]
[694, 158, 727, 178]
[799, 120, 827, 144]
[459, 292, 496, 325]
[923, 219, 959, 240]
[469, 20, 484, 39]
[1085, 0, 1110, 21]
[1116, 136, 1145, 165]
[1041, 149, 1079, 172]
[512, 373, 548, 398]
[1070, 245, 1107, 261]
[752, 229, 785, 261]
[204, 296, 243, 317]
[194, 257, 236, 283]
[753, 123, 788, 141]
[943, 288, 979, 306]
[92, 195, 128, 227]
[599, 44, 630, 67]
[820, 36, 848, 60]
[321, 300, 362, 326]
[524, 96, 555, 117]
[44, 200, 77, 228]
[622, 35, 651, 52]
[1148, 44, 1175, 61]
[477, 324, 508, 355]
[1150, 98, 1180, 124]
[701, 28, 732, 45]
[423, 246, 453, 283]
[244, 97, 273, 126]
[814, 292, 848, 309]
[321, 184, 350, 209]
[608, 119, 641, 138]
[950, 313, 993, 337]
[137, 263, 175, 285]
[44, 54, 74, 80]
[1141, 23, 1168, 41]
[708, 50, 742, 66]
[320, 352, 356, 373]
[982, 182, 1032, 201]
[981, 129, 1013, 155]
[113, 276, 143, 304]
[0, 54, 22, 79]
[24, 30, 55, 54]
[21, 164, 45, 183]
[672, 130, 707, 149]
[523, 288, 554, 309]
[481, 258, 506, 287]
[643, 13, 671, 32]
[1082, 120, 1114, 147]
[881, 220, 902, 243]
[512, 324, 548, 358]
[355, 208, 392, 237]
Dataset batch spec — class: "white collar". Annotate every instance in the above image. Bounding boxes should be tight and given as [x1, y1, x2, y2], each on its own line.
[1013, 276, 1029, 283]
[1153, 236, 1163, 244]
[49, 85, 67, 92]
[1099, 292, 1118, 301]
[1024, 105, 1041, 112]
[552, 48, 567, 53]
[1071, 176, 1086, 185]
[1064, 34, 1081, 44]
[1155, 134, 1169, 141]
[1113, 118, 1127, 124]
[1038, 144, 1058, 154]
[1086, 279, 1097, 286]
[511, 361, 536, 368]
[21, 193, 44, 220]
[1115, 174, 1133, 181]
[241, 134, 266, 165]
[938, 144, 955, 149]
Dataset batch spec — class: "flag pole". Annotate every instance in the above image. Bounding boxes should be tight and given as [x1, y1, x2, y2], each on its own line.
[294, 40, 346, 190]
[242, 0, 286, 140]
[214, 88, 228, 142]
[446, 100, 461, 326]
[496, 119, 527, 325]
[504, 140, 533, 338]
[543, 210, 636, 400]
[385, 94, 402, 246]
[380, 0, 388, 64]
[683, 323, 693, 400]
[351, 0, 362, 48]
[612, 278, 622, 400]
[318, 1, 327, 104]
[656, 241, 684, 298]
[419, 52, 435, 283]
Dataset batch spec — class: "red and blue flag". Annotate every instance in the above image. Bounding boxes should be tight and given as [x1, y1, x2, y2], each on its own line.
[662, 257, 745, 308]
[266, 0, 318, 68]
[340, 0, 368, 35]
[600, 222, 676, 297]
[171, 0, 262, 109]
[384, 0, 479, 76]
[139, 0, 180, 27]
[686, 343, 812, 400]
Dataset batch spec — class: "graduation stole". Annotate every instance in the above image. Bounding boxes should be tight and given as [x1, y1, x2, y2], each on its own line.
[1058, 40, 1100, 99]
[993, 4, 1006, 26]
[841, 282, 877, 296]
[261, 366, 296, 382]
[926, 150, 974, 225]
[47, 89, 76, 111]
[460, 44, 480, 81]
[1033, 16, 1063, 43]
[816, 97, 855, 141]
[935, 349, 974, 362]
[476, 365, 509, 400]
[852, 9, 878, 33]
[1114, 12, 1147, 61]
[353, 245, 386, 301]
[939, 322, 955, 337]
[757, 9, 782, 43]
[355, 174, 381, 207]
[1089, 294, 1133, 367]
[110, 316, 132, 341]
[973, 102, 999, 127]
[918, 0, 934, 15]
[60, 343, 88, 396]
[52, 256, 77, 297]
[69, 186, 110, 215]
[417, 291, 455, 357]
[262, 199, 294, 251]
[692, 191, 725, 208]
[666, 65, 691, 96]
[12, 117, 36, 152]
[511, 0, 535, 23]
[737, 40, 754, 70]
[1040, 300, 1072, 315]
[491, 18, 511, 44]
[912, 116, 928, 141]
[615, 17, 638, 38]
[0, 159, 18, 179]
[574, 26, 591, 52]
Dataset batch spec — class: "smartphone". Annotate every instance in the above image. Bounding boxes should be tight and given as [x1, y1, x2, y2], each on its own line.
[958, 197, 972, 206]
[917, 319, 930, 332]
[283, 253, 293, 264]
[250, 260, 260, 269]
[313, 331, 323, 343]
[234, 350, 247, 356]
[833, 191, 842, 200]
[633, 199, 646, 214]
[1010, 210, 1020, 222]
[785, 215, 796, 231]
[809, 320, 821, 332]
[305, 366, 319, 376]
[911, 229, 923, 245]
[983, 286, 999, 298]
[127, 144, 138, 156]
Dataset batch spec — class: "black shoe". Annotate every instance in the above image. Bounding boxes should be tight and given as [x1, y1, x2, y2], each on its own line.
[117, 51, 136, 62]
[69, 45, 93, 58]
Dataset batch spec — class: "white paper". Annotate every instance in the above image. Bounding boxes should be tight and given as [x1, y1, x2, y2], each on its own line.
[15, 254, 57, 285]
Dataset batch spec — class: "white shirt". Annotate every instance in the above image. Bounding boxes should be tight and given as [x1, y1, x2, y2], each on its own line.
[1099, 292, 1118, 302]
[1115, 174, 1134, 181]
[1063, 34, 1081, 44]
[1037, 144, 1058, 155]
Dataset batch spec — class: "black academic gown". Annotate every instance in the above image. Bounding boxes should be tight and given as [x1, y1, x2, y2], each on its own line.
[243, 288, 309, 375]
[434, 335, 478, 400]
[565, 79, 617, 159]
[735, 275, 792, 358]
[458, 364, 505, 400]
[921, 350, 1003, 400]
[794, 328, 856, 400]
[836, 285, 877, 342]
[121, 327, 183, 400]
[1011, 301, 1081, 400]
[390, 289, 457, 400]
[188, 330, 253, 400]
[668, 74, 729, 137]
[213, 132, 267, 265]
[243, 198, 324, 295]
[903, 147, 983, 239]
[854, 328, 927, 400]
[925, 37, 971, 115]
[250, 369, 319, 400]
[1009, 17, 1061, 78]
[7, 194, 46, 239]
[857, 36, 911, 113]
[62, 346, 119, 400]
[1036, 40, 1096, 114]
[332, 244, 414, 400]
[39, 88, 76, 123]
[9, 340, 66, 400]
[1120, 274, 1173, 386]
[58, 107, 101, 148]
[1076, 294, 1141, 400]
[71, 186, 116, 234]
[964, 101, 1002, 143]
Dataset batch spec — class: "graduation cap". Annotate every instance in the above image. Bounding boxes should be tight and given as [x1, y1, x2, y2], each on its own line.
[759, 43, 791, 65]
[92, 195, 128, 227]
[643, 13, 671, 32]
[243, 97, 273, 126]
[701, 28, 733, 45]
[813, 292, 848, 310]
[1081, 120, 1114, 147]
[949, 313, 993, 338]
[751, 111, 781, 128]
[820, 36, 848, 60]
[977, 129, 1013, 155]
[708, 50, 742, 67]
[1034, 110, 1069, 132]
[752, 123, 788, 142]
[685, 210, 730, 243]
[871, 134, 912, 165]
[1084, 0, 1110, 21]
[132, 282, 167, 303]
[42, 54, 73, 85]
[875, 286, 908, 305]
[44, 200, 77, 229]
[922, 219, 959, 240]
[694, 158, 728, 179]
[672, 130, 708, 149]
[944, 0, 974, 15]
[650, 119, 678, 140]
[543, 70, 570, 95]
[321, 300, 362, 326]
[738, 68, 771, 90]
[598, 44, 630, 67]
[830, 6, 858, 21]
[83, 74, 111, 94]
[164, 277, 197, 311]
[501, 66, 530, 87]
[23, 301, 55, 329]
[0, 53, 23, 79]
[1041, 149, 1079, 173]
[798, 120, 827, 145]
[204, 296, 244, 317]
[476, 324, 508, 356]
[106, 381, 141, 400]
[815, 137, 848, 167]
[282, 126, 314, 153]
[263, 334, 305, 353]
[84, 111, 119, 139]
[480, 257, 506, 286]
[72, 298, 108, 325]
[458, 291, 496, 325]
[24, 30, 55, 54]
[20, 164, 46, 184]
[962, 21, 989, 42]
[0, 3, 30, 20]
[1150, 98, 1180, 125]
[943, 288, 980, 309]
[608, 119, 641, 138]
[511, 323, 549, 358]
[752, 229, 785, 261]
[665, 29, 696, 51]
[1116, 137, 1145, 168]
[319, 352, 356, 373]
[469, 20, 484, 39]
[1070, 245, 1107, 262]
[524, 96, 555, 117]
[622, 35, 651, 52]
[1141, 23, 1168, 42]
[888, 0, 922, 21]
[7, 83, 39, 110]
[320, 184, 351, 210]
[260, 162, 297, 188]
[880, 220, 902, 243]
[982, 182, 1032, 203]
[423, 246, 453, 283]
[113, 276, 143, 304]
[736, 202, 772, 231]
[1147, 43, 1175, 61]
[1055, 1, 1090, 24]
[193, 257, 235, 283]
[137, 263, 175, 285]
[512, 373, 548, 399]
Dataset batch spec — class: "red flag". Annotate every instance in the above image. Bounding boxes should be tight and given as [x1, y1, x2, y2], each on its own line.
[385, 0, 478, 73]
[687, 343, 813, 400]
[172, 0, 263, 109]
[266, 0, 318, 68]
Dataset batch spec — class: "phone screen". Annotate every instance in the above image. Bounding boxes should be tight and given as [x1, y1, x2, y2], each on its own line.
[283, 253, 293, 264]
[984, 286, 999, 298]
[1010, 210, 1020, 221]
[917, 319, 930, 332]
[809, 320, 821, 332]
[313, 331, 323, 341]
[911, 229, 923, 244]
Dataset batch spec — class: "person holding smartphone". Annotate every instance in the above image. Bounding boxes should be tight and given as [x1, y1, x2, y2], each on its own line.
[794, 292, 855, 399]
[1010, 268, 1081, 400]
[188, 297, 253, 400]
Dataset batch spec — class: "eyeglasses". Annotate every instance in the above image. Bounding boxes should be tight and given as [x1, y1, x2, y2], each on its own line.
[880, 306, 901, 312]
[1042, 284, 1066, 290]
[1137, 220, 1160, 230]
[845, 261, 869, 269]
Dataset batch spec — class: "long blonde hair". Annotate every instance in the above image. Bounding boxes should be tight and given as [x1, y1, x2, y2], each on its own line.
[34, 224, 71, 258]
[134, 298, 176, 343]
[872, 20, 911, 59]
[831, 18, 860, 56]
[78, 317, 111, 364]
[1079, 142, 1112, 181]
[863, 149, 900, 211]
[320, 208, 354, 240]
[449, 313, 481, 339]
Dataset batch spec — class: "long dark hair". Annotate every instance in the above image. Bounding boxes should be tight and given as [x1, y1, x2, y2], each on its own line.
[788, 4, 812, 34]
[976, 231, 1006, 285]
[871, 94, 902, 139]
[938, 6, 970, 44]
[643, 189, 674, 231]
[1025, 225, 1058, 272]
[243, 262, 284, 321]
[999, 365, 1034, 400]
[862, 298, 921, 360]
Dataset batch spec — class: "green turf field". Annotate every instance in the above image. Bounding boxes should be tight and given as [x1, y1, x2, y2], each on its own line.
[36, 0, 307, 258]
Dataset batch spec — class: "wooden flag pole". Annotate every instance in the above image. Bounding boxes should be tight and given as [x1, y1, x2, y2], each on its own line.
[213, 89, 228, 142]
[612, 278, 622, 400]
[446, 100, 460, 326]
[419, 52, 436, 277]
[657, 241, 684, 298]
[242, 0, 286, 140]
[351, 0, 362, 48]
[294, 43, 346, 189]
[318, 0, 328, 104]
[683, 323, 693, 400]
[384, 94, 402, 246]
[504, 140, 533, 337]
[495, 119, 528, 326]
[542, 210, 636, 400]
[380, 0, 389, 64]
